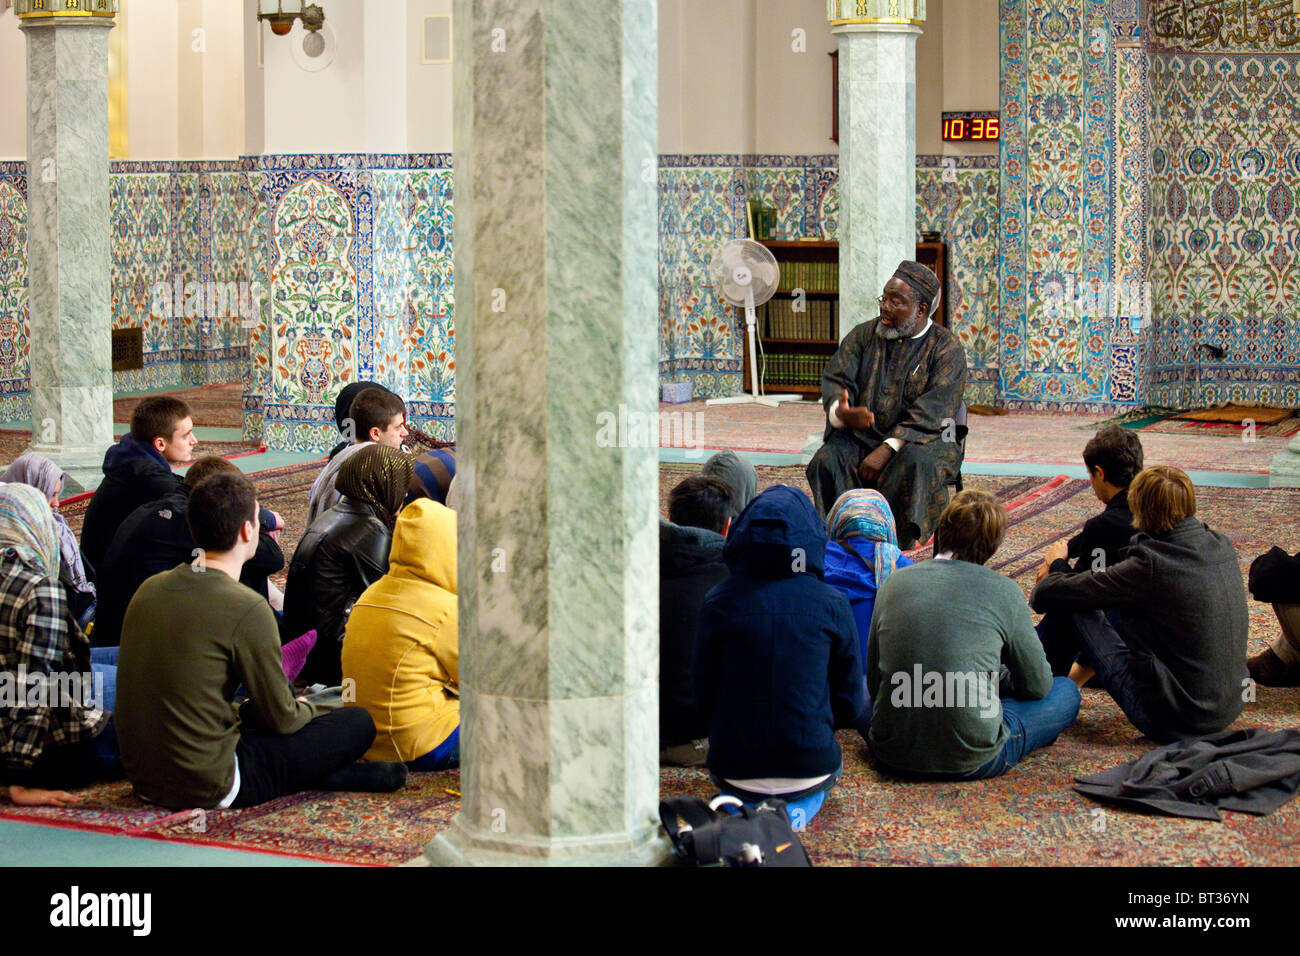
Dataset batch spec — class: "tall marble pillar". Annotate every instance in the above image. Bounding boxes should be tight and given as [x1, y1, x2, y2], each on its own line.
[18, 0, 118, 485]
[828, 0, 925, 339]
[420, 0, 669, 866]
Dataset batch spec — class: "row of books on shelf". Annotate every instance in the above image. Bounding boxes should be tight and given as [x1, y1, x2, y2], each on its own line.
[761, 298, 836, 340]
[761, 353, 826, 388]
[778, 260, 839, 292]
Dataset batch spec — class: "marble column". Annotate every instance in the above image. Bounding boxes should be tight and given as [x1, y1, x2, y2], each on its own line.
[420, 0, 669, 866]
[18, 0, 118, 487]
[828, 0, 924, 339]
[1270, 435, 1300, 488]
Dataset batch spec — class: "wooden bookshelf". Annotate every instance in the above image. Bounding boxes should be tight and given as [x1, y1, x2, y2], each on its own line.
[744, 239, 949, 397]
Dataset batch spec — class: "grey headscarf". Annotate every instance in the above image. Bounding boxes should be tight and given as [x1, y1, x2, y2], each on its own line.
[702, 450, 758, 520]
[0, 454, 93, 595]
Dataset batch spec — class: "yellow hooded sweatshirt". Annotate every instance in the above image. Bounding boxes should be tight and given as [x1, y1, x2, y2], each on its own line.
[342, 498, 458, 763]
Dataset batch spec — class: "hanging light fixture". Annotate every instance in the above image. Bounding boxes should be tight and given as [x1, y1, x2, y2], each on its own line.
[257, 0, 325, 39]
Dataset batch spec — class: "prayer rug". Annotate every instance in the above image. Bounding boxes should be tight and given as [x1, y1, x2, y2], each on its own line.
[1173, 404, 1295, 425]
[1142, 416, 1300, 439]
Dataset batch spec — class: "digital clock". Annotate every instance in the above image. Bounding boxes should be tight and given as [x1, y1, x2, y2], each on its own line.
[942, 111, 1000, 142]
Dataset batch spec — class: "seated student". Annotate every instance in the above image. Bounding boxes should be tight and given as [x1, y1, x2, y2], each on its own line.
[1, 454, 96, 628]
[701, 450, 758, 520]
[342, 498, 459, 770]
[1030, 466, 1249, 743]
[0, 484, 119, 807]
[81, 396, 198, 572]
[1033, 424, 1143, 675]
[659, 475, 732, 768]
[92, 457, 286, 647]
[862, 490, 1079, 779]
[823, 489, 913, 671]
[307, 386, 409, 528]
[408, 448, 457, 506]
[328, 380, 384, 461]
[1247, 544, 1300, 686]
[286, 445, 414, 686]
[114, 472, 406, 811]
[695, 486, 862, 824]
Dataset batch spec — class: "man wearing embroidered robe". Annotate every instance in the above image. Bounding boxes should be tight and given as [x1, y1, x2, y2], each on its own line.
[806, 261, 968, 550]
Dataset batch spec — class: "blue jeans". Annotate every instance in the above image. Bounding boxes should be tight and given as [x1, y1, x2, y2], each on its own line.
[1070, 609, 1174, 742]
[856, 676, 1081, 780]
[88, 646, 120, 776]
[407, 727, 460, 771]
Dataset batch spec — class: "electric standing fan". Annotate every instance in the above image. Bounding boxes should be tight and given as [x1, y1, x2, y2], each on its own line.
[705, 239, 803, 408]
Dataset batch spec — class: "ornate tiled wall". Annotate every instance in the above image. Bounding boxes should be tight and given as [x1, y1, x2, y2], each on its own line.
[998, 0, 1141, 413]
[0, 164, 29, 423]
[658, 154, 1000, 405]
[917, 156, 1001, 407]
[1146, 0, 1300, 408]
[235, 154, 456, 452]
[0, 155, 456, 450]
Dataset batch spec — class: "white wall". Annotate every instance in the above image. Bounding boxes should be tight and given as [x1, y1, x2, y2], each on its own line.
[0, 6, 27, 159]
[916, 0, 944, 154]
[126, 0, 180, 159]
[407, 0, 454, 153]
[262, 1, 366, 154]
[660, 0, 755, 154]
[754, 0, 838, 155]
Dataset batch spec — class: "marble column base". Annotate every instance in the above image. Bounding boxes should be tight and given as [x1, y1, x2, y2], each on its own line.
[1270, 434, 1300, 487]
[26, 383, 114, 490]
[415, 815, 674, 867]
[801, 431, 824, 466]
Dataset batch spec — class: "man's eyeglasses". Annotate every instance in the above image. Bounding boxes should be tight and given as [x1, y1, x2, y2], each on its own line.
[877, 293, 912, 309]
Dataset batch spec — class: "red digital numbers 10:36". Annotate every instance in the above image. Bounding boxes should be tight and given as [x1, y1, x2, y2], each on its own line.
[942, 114, 1000, 141]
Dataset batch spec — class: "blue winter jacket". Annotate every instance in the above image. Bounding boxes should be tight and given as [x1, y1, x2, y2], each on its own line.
[694, 485, 864, 780]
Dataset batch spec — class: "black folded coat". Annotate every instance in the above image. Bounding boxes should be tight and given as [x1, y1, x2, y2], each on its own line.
[1074, 727, 1300, 821]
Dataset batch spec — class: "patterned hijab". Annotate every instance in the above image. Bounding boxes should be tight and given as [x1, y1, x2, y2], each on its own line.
[336, 444, 415, 529]
[0, 482, 60, 580]
[0, 454, 90, 592]
[826, 489, 902, 590]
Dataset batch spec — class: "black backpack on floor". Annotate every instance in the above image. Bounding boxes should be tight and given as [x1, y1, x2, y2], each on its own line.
[659, 795, 812, 867]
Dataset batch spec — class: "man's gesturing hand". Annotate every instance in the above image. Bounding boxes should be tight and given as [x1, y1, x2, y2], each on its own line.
[837, 388, 875, 431]
[857, 443, 894, 485]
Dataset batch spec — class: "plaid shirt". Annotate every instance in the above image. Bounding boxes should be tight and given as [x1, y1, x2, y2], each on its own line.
[0, 549, 107, 786]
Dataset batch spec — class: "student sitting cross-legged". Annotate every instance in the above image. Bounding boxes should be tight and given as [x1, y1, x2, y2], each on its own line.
[342, 497, 460, 771]
[861, 490, 1080, 780]
[1, 454, 97, 629]
[114, 472, 406, 811]
[823, 489, 914, 672]
[0, 484, 120, 807]
[695, 485, 863, 825]
[659, 475, 732, 768]
[1033, 424, 1143, 675]
[285, 445, 415, 687]
[1030, 466, 1249, 743]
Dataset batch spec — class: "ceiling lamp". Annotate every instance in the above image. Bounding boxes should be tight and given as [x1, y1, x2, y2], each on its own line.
[257, 0, 325, 39]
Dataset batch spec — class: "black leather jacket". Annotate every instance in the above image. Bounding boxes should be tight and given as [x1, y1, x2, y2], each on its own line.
[284, 495, 392, 685]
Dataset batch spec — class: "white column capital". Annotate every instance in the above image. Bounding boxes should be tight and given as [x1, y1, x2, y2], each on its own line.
[827, 0, 925, 32]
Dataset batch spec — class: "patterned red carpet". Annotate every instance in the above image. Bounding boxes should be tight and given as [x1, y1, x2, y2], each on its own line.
[11, 465, 1297, 865]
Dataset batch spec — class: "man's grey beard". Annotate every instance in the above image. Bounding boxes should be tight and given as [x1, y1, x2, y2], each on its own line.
[876, 315, 921, 340]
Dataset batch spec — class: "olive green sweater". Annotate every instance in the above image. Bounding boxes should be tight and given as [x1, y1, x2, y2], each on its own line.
[866, 559, 1052, 775]
[114, 564, 318, 809]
